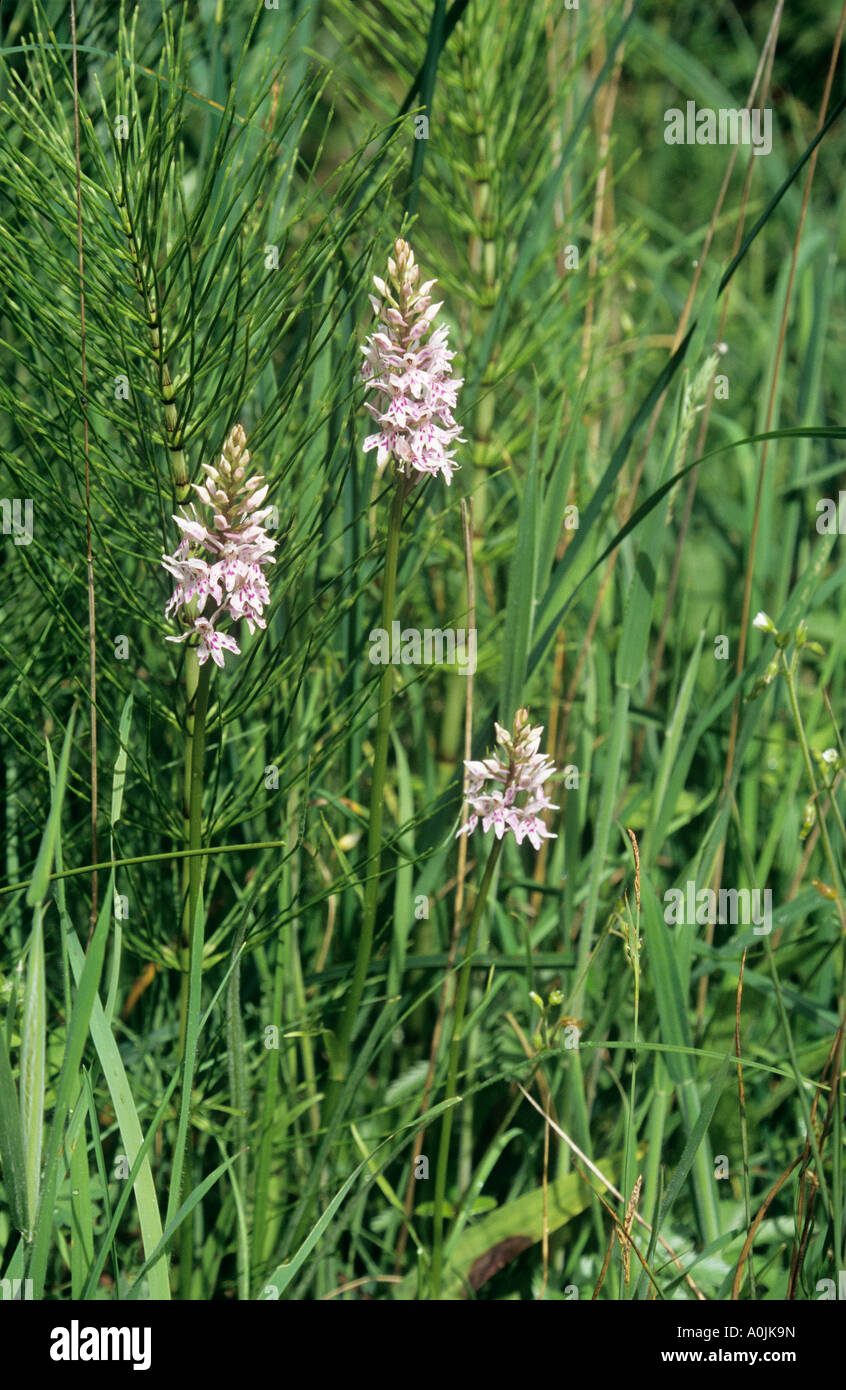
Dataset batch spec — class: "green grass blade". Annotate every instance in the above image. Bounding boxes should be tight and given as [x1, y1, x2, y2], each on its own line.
[641, 875, 720, 1244]
[19, 903, 45, 1241]
[499, 381, 540, 725]
[27, 870, 114, 1297]
[126, 1147, 246, 1300]
[0, 1019, 28, 1236]
[25, 708, 77, 909]
[64, 925, 171, 1300]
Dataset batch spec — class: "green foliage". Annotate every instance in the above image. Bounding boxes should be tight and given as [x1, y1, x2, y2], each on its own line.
[0, 0, 845, 1302]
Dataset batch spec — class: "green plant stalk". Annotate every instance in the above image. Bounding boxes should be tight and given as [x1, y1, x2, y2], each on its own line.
[252, 788, 300, 1290]
[324, 477, 406, 1121]
[28, 866, 112, 1298]
[83, 942, 250, 1302]
[837, 958, 845, 1272]
[781, 649, 846, 929]
[781, 648, 846, 1255]
[0, 841, 291, 901]
[286, 783, 319, 1141]
[431, 834, 504, 1298]
[252, 913, 286, 1290]
[736, 1005, 756, 1300]
[20, 902, 45, 1241]
[178, 652, 210, 1054]
[633, 1053, 670, 1299]
[621, 922, 640, 1300]
[225, 921, 249, 1299]
[732, 759, 834, 1224]
[574, 686, 629, 1016]
[566, 680, 630, 1229]
[762, 932, 833, 1218]
[253, 789, 321, 1283]
[289, 913, 320, 1134]
[116, 192, 189, 501]
[176, 652, 212, 1297]
[69, 1084, 93, 1298]
[457, 805, 503, 1190]
[823, 771, 846, 851]
[438, 50, 496, 769]
[722, 812, 759, 1297]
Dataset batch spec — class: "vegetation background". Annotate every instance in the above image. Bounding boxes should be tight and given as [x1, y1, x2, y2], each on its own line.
[0, 0, 845, 1301]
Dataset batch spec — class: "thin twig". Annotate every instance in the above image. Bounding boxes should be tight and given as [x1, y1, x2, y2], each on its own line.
[731, 1155, 802, 1300]
[518, 1084, 706, 1298]
[734, 948, 755, 1296]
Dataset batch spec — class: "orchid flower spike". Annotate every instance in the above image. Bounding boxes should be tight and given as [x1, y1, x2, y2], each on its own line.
[457, 708, 559, 851]
[361, 237, 464, 486]
[162, 424, 276, 667]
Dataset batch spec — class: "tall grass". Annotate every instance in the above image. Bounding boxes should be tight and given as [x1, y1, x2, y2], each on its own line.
[0, 0, 844, 1300]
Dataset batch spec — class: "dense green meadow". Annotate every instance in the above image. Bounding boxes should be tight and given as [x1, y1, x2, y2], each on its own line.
[1, 0, 845, 1304]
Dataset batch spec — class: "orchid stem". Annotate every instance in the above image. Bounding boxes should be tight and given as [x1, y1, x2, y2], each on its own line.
[324, 476, 406, 1125]
[178, 649, 211, 1057]
[176, 650, 211, 1299]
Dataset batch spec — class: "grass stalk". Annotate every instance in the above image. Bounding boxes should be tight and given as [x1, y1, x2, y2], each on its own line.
[431, 834, 504, 1298]
[324, 476, 407, 1121]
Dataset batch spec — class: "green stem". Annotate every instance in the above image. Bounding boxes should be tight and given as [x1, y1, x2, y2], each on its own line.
[174, 653, 212, 1297]
[0, 840, 291, 900]
[187, 663, 212, 930]
[431, 835, 504, 1298]
[573, 685, 629, 1016]
[252, 920, 287, 1290]
[622, 939, 639, 1300]
[781, 650, 846, 1260]
[324, 477, 406, 1122]
[178, 651, 211, 1056]
[781, 650, 846, 930]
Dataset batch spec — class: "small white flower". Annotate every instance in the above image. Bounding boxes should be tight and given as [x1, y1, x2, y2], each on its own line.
[753, 611, 776, 634]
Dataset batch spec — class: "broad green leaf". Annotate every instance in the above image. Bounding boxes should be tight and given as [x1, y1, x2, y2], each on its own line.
[27, 873, 114, 1297]
[397, 1153, 625, 1300]
[25, 709, 77, 908]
